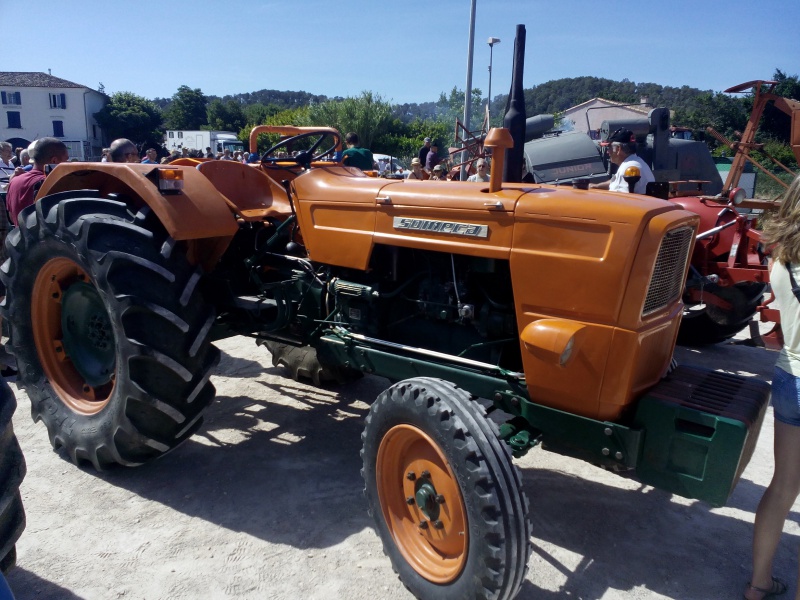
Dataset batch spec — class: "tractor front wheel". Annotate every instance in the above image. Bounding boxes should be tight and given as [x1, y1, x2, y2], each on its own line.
[362, 377, 531, 600]
[1, 196, 219, 469]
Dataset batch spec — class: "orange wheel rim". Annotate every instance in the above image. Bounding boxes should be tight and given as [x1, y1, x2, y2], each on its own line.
[32, 257, 115, 414]
[376, 424, 468, 583]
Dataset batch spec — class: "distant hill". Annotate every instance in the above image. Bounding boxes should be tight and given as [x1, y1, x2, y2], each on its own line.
[152, 77, 714, 123]
[216, 89, 330, 108]
[513, 76, 713, 116]
[152, 88, 331, 111]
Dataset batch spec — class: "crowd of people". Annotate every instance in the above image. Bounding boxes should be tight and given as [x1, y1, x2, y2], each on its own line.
[2, 132, 493, 190]
[100, 142, 260, 165]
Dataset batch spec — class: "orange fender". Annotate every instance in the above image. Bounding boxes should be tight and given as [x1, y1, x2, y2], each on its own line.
[36, 162, 238, 241]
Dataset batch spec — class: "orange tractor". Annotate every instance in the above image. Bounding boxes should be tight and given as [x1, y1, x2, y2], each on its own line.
[0, 30, 772, 600]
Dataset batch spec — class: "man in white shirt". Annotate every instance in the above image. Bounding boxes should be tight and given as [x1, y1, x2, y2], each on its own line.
[590, 128, 654, 195]
[467, 159, 489, 182]
[0, 142, 15, 173]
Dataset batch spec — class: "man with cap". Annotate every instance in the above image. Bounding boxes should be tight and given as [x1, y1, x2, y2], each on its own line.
[431, 164, 447, 180]
[590, 128, 654, 195]
[418, 137, 432, 166]
[425, 141, 442, 173]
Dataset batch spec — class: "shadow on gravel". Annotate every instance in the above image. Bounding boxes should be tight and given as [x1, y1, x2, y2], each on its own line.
[520, 466, 797, 599]
[214, 347, 271, 378]
[726, 477, 800, 527]
[28, 337, 781, 597]
[7, 568, 86, 599]
[72, 372, 389, 553]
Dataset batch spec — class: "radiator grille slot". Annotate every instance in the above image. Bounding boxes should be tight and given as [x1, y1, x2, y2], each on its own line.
[642, 226, 693, 315]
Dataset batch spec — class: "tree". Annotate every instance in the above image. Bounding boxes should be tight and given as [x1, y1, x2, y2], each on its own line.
[243, 103, 282, 125]
[93, 92, 163, 145]
[436, 87, 483, 131]
[164, 85, 208, 130]
[670, 91, 750, 148]
[206, 99, 246, 132]
[759, 69, 800, 145]
[306, 91, 392, 149]
[374, 118, 451, 164]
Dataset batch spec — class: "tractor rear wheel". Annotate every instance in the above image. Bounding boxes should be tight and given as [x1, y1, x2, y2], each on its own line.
[678, 282, 766, 346]
[362, 377, 531, 600]
[0, 376, 25, 573]
[1, 196, 219, 468]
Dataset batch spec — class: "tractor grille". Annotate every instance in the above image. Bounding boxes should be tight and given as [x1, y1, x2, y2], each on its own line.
[642, 226, 693, 316]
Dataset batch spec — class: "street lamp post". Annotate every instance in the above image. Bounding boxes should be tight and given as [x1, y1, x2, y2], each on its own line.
[461, 0, 477, 181]
[487, 37, 500, 124]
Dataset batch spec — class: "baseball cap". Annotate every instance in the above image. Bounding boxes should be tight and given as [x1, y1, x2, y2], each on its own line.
[600, 128, 635, 146]
[424, 137, 431, 143]
[433, 164, 443, 171]
[411, 157, 421, 165]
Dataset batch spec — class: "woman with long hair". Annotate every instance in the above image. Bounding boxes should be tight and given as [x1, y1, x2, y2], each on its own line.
[745, 175, 800, 600]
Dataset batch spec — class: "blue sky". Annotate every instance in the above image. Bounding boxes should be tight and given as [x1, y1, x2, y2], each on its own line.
[2, 0, 798, 104]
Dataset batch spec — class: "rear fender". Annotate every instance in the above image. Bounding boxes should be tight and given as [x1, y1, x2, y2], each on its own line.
[673, 196, 741, 262]
[37, 163, 239, 241]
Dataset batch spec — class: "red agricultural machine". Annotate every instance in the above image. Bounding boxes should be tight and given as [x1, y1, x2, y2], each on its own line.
[704, 79, 800, 348]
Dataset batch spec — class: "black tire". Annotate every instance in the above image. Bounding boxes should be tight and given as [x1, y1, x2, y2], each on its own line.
[678, 282, 766, 346]
[0, 195, 219, 469]
[0, 376, 26, 573]
[362, 377, 531, 600]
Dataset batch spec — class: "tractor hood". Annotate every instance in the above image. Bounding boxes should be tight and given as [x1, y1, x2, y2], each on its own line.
[291, 166, 691, 271]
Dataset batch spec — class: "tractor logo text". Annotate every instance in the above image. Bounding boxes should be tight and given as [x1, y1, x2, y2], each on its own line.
[393, 217, 488, 238]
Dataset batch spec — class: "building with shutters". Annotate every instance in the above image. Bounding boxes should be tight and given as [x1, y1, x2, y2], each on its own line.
[0, 72, 107, 161]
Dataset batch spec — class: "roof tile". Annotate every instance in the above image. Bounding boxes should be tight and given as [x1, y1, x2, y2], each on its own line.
[0, 72, 90, 89]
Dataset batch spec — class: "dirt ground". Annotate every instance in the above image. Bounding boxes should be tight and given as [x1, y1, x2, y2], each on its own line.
[5, 326, 798, 600]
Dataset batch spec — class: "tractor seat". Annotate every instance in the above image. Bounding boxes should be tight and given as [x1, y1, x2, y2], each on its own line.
[197, 160, 291, 220]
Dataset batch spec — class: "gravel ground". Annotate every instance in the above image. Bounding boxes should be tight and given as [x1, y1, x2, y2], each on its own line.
[5, 326, 797, 600]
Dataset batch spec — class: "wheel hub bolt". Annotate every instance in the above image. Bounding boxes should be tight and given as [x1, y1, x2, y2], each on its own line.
[435, 494, 445, 504]
[406, 471, 416, 481]
[418, 520, 428, 529]
[421, 470, 431, 479]
[406, 497, 415, 505]
[433, 520, 444, 530]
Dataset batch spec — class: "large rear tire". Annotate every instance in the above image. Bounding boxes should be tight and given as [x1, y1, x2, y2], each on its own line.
[0, 376, 25, 574]
[0, 195, 219, 468]
[362, 377, 531, 600]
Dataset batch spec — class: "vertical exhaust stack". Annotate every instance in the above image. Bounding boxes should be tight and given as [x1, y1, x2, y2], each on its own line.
[503, 24, 527, 183]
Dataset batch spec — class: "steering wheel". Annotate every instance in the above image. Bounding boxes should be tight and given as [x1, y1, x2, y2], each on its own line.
[261, 130, 340, 169]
